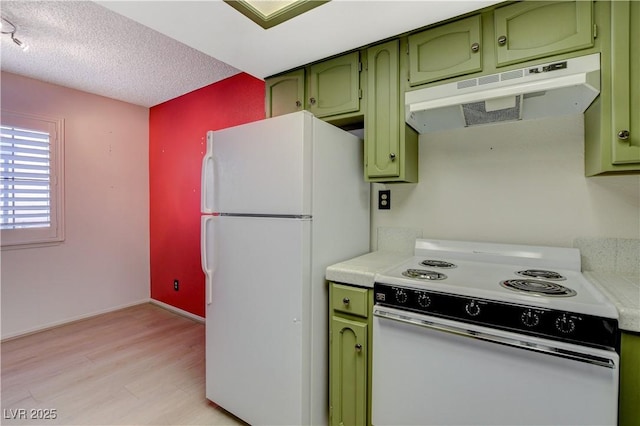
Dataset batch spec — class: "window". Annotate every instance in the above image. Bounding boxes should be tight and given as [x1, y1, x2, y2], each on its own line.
[1, 111, 64, 248]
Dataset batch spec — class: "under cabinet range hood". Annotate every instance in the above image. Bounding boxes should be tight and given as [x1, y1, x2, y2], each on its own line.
[405, 53, 600, 133]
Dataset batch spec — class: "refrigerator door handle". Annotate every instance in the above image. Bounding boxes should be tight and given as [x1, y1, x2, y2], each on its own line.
[201, 215, 215, 305]
[201, 131, 215, 214]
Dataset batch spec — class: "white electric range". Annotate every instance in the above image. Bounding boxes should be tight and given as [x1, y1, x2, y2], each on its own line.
[372, 239, 619, 426]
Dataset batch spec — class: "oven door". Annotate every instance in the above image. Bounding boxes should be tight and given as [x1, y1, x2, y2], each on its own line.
[372, 306, 619, 426]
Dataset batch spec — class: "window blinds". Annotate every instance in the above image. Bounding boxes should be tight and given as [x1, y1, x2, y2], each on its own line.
[0, 125, 52, 230]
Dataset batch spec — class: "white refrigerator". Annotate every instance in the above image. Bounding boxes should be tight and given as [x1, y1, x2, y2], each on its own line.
[200, 111, 370, 425]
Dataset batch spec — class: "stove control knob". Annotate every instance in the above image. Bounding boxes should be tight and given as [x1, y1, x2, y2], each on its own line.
[555, 314, 576, 334]
[465, 300, 481, 317]
[521, 309, 540, 327]
[417, 293, 431, 308]
[395, 289, 408, 304]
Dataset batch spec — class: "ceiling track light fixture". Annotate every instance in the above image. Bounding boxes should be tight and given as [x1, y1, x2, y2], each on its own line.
[1, 16, 29, 51]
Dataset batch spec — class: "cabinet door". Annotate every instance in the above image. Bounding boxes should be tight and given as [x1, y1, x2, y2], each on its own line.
[366, 40, 419, 183]
[265, 69, 305, 117]
[408, 15, 482, 86]
[330, 316, 367, 426]
[366, 40, 400, 179]
[308, 52, 361, 118]
[611, 0, 640, 164]
[619, 332, 640, 426]
[494, 1, 594, 67]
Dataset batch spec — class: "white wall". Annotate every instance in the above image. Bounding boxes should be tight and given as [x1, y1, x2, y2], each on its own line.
[372, 114, 640, 249]
[1, 72, 150, 339]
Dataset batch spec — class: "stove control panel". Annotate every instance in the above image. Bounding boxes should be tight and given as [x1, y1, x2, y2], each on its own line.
[394, 288, 408, 304]
[373, 282, 618, 350]
[555, 314, 577, 334]
[464, 300, 482, 317]
[417, 293, 432, 308]
[521, 309, 541, 327]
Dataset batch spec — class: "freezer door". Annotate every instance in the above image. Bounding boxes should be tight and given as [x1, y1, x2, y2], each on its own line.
[202, 112, 313, 215]
[205, 215, 316, 425]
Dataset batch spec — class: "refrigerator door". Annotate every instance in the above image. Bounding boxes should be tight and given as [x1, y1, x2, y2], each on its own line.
[201, 112, 313, 216]
[201, 216, 215, 305]
[203, 215, 314, 425]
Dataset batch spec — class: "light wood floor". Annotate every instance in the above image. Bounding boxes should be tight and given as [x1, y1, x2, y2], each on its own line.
[1, 303, 246, 425]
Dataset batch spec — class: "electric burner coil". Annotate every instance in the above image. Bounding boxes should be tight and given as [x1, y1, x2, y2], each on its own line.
[420, 260, 457, 269]
[500, 279, 577, 297]
[516, 269, 566, 281]
[402, 269, 448, 281]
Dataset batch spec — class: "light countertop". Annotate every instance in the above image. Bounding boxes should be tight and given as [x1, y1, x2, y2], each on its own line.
[327, 251, 640, 333]
[585, 271, 640, 333]
[326, 251, 410, 288]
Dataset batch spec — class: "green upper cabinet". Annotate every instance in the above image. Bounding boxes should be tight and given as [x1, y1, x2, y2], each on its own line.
[585, 0, 640, 175]
[308, 52, 362, 118]
[265, 69, 305, 118]
[610, 0, 640, 165]
[366, 40, 418, 182]
[408, 15, 482, 86]
[494, 0, 594, 67]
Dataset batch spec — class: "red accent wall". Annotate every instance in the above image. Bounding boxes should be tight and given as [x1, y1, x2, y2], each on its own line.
[149, 73, 265, 317]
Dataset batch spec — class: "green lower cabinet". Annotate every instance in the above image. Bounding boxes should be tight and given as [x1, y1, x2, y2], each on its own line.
[619, 331, 640, 426]
[330, 316, 367, 426]
[329, 282, 373, 426]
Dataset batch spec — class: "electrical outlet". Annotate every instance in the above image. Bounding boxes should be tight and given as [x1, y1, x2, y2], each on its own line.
[378, 190, 391, 210]
[174, 279, 179, 291]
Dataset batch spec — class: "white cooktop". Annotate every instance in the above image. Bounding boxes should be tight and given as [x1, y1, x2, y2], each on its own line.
[375, 239, 619, 319]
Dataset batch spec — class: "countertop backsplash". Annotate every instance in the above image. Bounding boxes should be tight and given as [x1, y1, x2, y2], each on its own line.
[375, 226, 423, 254]
[574, 237, 640, 276]
[377, 229, 640, 277]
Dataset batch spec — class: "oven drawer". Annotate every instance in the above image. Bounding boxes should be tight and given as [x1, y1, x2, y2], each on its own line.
[331, 284, 369, 318]
[372, 307, 619, 426]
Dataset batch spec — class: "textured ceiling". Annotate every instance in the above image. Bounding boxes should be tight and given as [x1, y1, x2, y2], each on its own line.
[0, 1, 240, 107]
[1, 0, 502, 108]
[100, 0, 503, 80]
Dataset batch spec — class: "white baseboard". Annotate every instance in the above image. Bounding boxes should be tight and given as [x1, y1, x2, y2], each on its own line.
[150, 299, 205, 323]
[1, 298, 151, 341]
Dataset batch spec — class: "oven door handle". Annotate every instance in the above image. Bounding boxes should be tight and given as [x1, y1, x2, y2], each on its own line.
[374, 307, 617, 369]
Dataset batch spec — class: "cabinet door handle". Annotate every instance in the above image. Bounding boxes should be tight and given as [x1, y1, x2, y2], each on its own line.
[389, 153, 397, 161]
[471, 42, 480, 53]
[295, 100, 302, 108]
[617, 130, 630, 141]
[355, 343, 362, 352]
[342, 297, 350, 305]
[309, 97, 316, 105]
[497, 35, 507, 46]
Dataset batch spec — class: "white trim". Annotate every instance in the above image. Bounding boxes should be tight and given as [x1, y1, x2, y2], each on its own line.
[1, 110, 65, 248]
[150, 299, 205, 323]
